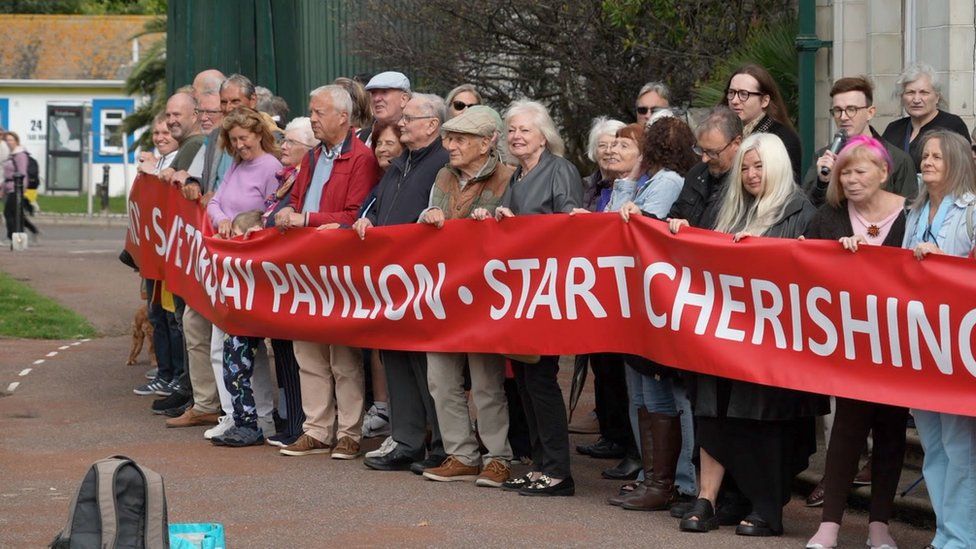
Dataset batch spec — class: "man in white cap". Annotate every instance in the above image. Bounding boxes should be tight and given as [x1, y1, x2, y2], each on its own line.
[364, 71, 411, 126]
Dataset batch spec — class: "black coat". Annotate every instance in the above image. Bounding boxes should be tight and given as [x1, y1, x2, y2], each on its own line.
[881, 110, 971, 171]
[693, 190, 828, 421]
[754, 115, 802, 183]
[667, 162, 727, 230]
[366, 138, 449, 227]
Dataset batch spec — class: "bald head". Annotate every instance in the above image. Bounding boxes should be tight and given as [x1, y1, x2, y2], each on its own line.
[193, 69, 226, 99]
[165, 92, 200, 142]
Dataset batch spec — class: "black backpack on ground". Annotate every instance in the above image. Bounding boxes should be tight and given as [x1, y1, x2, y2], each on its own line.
[50, 455, 169, 549]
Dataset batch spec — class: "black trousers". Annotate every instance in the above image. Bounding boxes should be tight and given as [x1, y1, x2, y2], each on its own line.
[822, 398, 908, 524]
[381, 349, 443, 458]
[4, 193, 37, 239]
[504, 376, 532, 460]
[271, 339, 305, 438]
[513, 356, 571, 479]
[589, 353, 635, 451]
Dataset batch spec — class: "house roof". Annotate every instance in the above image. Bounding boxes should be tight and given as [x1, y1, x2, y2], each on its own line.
[0, 14, 157, 81]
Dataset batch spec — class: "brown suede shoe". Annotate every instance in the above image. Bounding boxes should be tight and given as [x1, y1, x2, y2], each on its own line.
[475, 459, 511, 488]
[279, 433, 330, 457]
[331, 436, 361, 460]
[422, 456, 480, 482]
[165, 408, 220, 428]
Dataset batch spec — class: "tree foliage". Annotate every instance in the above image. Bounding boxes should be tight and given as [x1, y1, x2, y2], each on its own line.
[0, 0, 165, 14]
[122, 15, 166, 150]
[349, 0, 795, 168]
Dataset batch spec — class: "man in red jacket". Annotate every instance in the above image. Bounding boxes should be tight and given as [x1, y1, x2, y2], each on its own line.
[274, 85, 381, 459]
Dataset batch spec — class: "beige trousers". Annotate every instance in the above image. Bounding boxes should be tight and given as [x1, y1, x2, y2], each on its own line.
[181, 306, 219, 414]
[293, 341, 364, 444]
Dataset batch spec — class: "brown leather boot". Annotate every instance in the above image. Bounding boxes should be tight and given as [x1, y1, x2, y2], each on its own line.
[622, 410, 680, 511]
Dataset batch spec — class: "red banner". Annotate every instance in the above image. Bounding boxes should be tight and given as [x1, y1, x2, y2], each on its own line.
[126, 174, 976, 417]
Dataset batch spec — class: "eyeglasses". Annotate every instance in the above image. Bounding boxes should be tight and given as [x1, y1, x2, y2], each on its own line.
[194, 108, 222, 117]
[829, 105, 870, 118]
[692, 140, 734, 159]
[635, 106, 667, 116]
[399, 114, 437, 123]
[726, 88, 765, 102]
[452, 100, 477, 111]
[283, 138, 314, 148]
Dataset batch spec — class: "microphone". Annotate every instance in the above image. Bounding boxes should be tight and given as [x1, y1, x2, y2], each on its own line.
[820, 129, 848, 176]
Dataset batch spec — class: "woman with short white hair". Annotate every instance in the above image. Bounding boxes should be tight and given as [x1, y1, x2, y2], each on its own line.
[881, 63, 971, 170]
[472, 99, 581, 497]
[583, 116, 626, 212]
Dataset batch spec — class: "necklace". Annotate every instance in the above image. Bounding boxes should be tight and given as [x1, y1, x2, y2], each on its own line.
[850, 203, 899, 239]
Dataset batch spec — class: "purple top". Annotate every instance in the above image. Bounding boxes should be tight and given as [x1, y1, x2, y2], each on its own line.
[207, 152, 282, 227]
[3, 148, 29, 194]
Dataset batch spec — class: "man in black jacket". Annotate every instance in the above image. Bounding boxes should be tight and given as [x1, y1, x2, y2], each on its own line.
[666, 106, 743, 229]
[355, 93, 450, 473]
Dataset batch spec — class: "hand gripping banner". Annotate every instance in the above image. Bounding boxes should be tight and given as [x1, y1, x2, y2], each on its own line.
[126, 175, 976, 417]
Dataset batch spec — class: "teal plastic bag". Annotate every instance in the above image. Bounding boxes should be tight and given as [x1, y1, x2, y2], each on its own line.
[169, 523, 226, 549]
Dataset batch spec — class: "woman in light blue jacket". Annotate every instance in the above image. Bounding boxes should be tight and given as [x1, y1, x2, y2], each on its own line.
[903, 129, 976, 549]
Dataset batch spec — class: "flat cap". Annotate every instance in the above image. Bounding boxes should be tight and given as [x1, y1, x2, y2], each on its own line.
[364, 71, 411, 92]
[441, 105, 502, 137]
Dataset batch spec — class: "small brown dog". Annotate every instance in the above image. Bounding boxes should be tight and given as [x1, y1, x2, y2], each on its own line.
[127, 304, 157, 366]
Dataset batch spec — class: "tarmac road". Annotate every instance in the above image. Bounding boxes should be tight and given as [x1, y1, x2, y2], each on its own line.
[0, 224, 935, 547]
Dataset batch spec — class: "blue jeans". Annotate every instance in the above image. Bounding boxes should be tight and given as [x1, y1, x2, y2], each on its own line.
[913, 409, 976, 549]
[145, 279, 184, 383]
[625, 366, 697, 496]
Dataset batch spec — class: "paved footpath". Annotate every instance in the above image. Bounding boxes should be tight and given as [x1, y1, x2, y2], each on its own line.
[0, 224, 935, 547]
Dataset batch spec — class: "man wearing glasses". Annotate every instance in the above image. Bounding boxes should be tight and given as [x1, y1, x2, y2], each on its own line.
[635, 82, 671, 126]
[354, 93, 449, 474]
[801, 76, 916, 208]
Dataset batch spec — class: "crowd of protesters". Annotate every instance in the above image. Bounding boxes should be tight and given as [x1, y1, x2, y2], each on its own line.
[129, 62, 976, 548]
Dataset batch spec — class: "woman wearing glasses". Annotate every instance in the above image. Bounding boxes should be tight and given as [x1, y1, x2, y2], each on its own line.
[803, 136, 909, 549]
[445, 84, 482, 119]
[901, 130, 976, 549]
[881, 63, 971, 171]
[679, 132, 826, 538]
[719, 64, 802, 181]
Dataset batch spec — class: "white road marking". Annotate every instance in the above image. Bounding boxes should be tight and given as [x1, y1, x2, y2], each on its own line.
[70, 342, 81, 346]
[19, 369, 31, 376]
[81, 338, 91, 342]
[68, 250, 115, 254]
[6, 382, 19, 392]
[58, 345, 69, 350]
[32, 359, 44, 365]
[45, 352, 57, 357]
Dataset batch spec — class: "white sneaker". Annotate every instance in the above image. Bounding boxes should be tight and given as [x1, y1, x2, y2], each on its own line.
[362, 403, 391, 438]
[204, 415, 234, 440]
[257, 415, 276, 437]
[365, 436, 397, 458]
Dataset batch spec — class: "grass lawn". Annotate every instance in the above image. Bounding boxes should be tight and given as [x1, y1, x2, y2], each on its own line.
[0, 271, 97, 339]
[36, 195, 128, 215]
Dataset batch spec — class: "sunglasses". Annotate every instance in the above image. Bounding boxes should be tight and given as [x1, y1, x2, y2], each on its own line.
[452, 100, 477, 111]
[635, 106, 667, 116]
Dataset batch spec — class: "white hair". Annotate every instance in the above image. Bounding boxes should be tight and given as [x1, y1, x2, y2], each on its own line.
[504, 99, 565, 157]
[586, 116, 626, 162]
[410, 93, 447, 124]
[895, 62, 947, 109]
[309, 85, 354, 116]
[713, 133, 796, 235]
[637, 81, 671, 102]
[284, 117, 316, 147]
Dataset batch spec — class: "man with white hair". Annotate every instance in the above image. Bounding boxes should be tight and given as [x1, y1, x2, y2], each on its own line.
[635, 81, 671, 126]
[192, 68, 225, 98]
[275, 85, 381, 459]
[355, 93, 449, 474]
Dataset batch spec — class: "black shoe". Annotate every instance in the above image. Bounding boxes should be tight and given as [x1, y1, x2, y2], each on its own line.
[576, 438, 626, 459]
[601, 455, 641, 480]
[212, 424, 264, 447]
[679, 498, 719, 532]
[518, 475, 575, 497]
[669, 493, 697, 518]
[734, 513, 781, 537]
[716, 498, 751, 526]
[364, 449, 419, 471]
[162, 402, 190, 418]
[501, 473, 534, 492]
[410, 454, 447, 475]
[151, 392, 190, 414]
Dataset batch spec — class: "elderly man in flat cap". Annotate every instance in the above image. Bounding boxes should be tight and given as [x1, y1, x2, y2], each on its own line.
[416, 105, 515, 487]
[364, 71, 411, 128]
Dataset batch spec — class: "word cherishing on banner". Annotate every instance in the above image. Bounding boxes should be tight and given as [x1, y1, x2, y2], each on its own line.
[126, 175, 976, 416]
